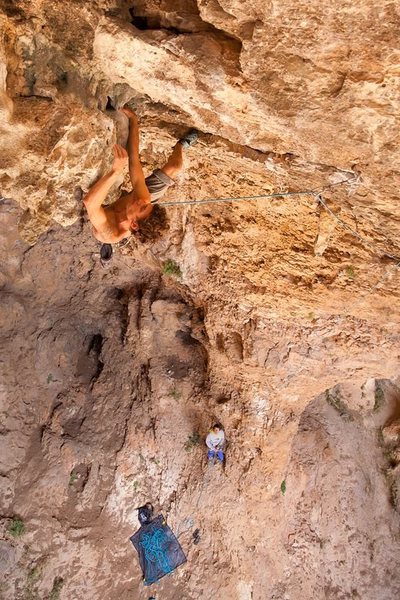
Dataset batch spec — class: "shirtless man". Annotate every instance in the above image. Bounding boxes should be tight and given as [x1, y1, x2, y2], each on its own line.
[83, 106, 197, 244]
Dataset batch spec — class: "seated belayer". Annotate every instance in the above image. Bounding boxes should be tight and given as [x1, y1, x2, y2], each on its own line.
[83, 106, 198, 247]
[206, 423, 225, 464]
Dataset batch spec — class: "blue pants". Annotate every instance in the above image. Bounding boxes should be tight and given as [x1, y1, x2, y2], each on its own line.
[208, 449, 224, 463]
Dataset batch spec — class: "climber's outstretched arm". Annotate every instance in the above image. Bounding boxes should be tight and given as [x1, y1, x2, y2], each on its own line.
[84, 144, 127, 208]
[83, 144, 127, 236]
[121, 106, 151, 204]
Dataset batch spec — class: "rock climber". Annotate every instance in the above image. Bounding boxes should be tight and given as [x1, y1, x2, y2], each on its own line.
[83, 106, 198, 250]
[206, 423, 225, 464]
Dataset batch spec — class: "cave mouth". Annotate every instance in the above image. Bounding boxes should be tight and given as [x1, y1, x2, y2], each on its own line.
[127, 4, 243, 51]
[75, 333, 104, 384]
[105, 96, 115, 110]
[129, 11, 152, 31]
[88, 333, 104, 382]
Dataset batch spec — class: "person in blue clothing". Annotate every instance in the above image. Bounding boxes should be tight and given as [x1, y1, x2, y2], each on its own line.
[206, 423, 225, 464]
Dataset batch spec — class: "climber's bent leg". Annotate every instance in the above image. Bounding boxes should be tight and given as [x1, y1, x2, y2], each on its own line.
[160, 143, 184, 180]
[144, 143, 182, 203]
[145, 169, 175, 203]
[146, 131, 198, 202]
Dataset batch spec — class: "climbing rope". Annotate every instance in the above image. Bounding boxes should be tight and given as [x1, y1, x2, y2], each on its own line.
[157, 174, 400, 263]
[157, 173, 356, 207]
[159, 188, 318, 207]
[316, 195, 400, 262]
[115, 172, 400, 308]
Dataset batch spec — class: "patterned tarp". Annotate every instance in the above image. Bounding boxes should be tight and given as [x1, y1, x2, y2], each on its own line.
[130, 515, 187, 585]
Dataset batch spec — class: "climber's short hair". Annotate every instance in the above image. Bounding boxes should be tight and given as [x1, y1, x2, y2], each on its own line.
[135, 203, 169, 242]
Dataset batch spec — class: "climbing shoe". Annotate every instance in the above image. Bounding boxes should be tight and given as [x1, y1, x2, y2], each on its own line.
[100, 243, 113, 267]
[178, 129, 198, 149]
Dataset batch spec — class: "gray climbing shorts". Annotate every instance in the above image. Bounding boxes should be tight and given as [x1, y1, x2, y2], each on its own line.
[145, 169, 174, 203]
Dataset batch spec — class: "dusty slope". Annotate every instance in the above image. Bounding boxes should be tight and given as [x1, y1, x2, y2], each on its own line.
[1, 201, 400, 600]
[1, 1, 400, 599]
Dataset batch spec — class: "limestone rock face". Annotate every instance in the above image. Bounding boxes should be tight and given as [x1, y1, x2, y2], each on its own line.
[1, 204, 400, 600]
[1, 1, 400, 600]
[1, 96, 115, 241]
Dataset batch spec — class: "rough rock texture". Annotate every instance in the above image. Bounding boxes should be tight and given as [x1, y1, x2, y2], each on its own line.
[1, 1, 400, 599]
[2, 203, 400, 600]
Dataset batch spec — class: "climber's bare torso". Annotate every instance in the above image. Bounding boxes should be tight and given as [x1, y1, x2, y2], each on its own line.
[92, 191, 152, 244]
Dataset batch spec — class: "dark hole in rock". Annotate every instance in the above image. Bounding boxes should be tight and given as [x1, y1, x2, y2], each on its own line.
[175, 329, 198, 346]
[89, 333, 103, 355]
[216, 333, 225, 352]
[56, 70, 68, 90]
[216, 395, 230, 404]
[129, 9, 183, 34]
[89, 334, 104, 379]
[129, 11, 150, 30]
[196, 307, 205, 322]
[76, 334, 104, 384]
[106, 96, 115, 110]
[2, 2, 21, 17]
[193, 528, 201, 544]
